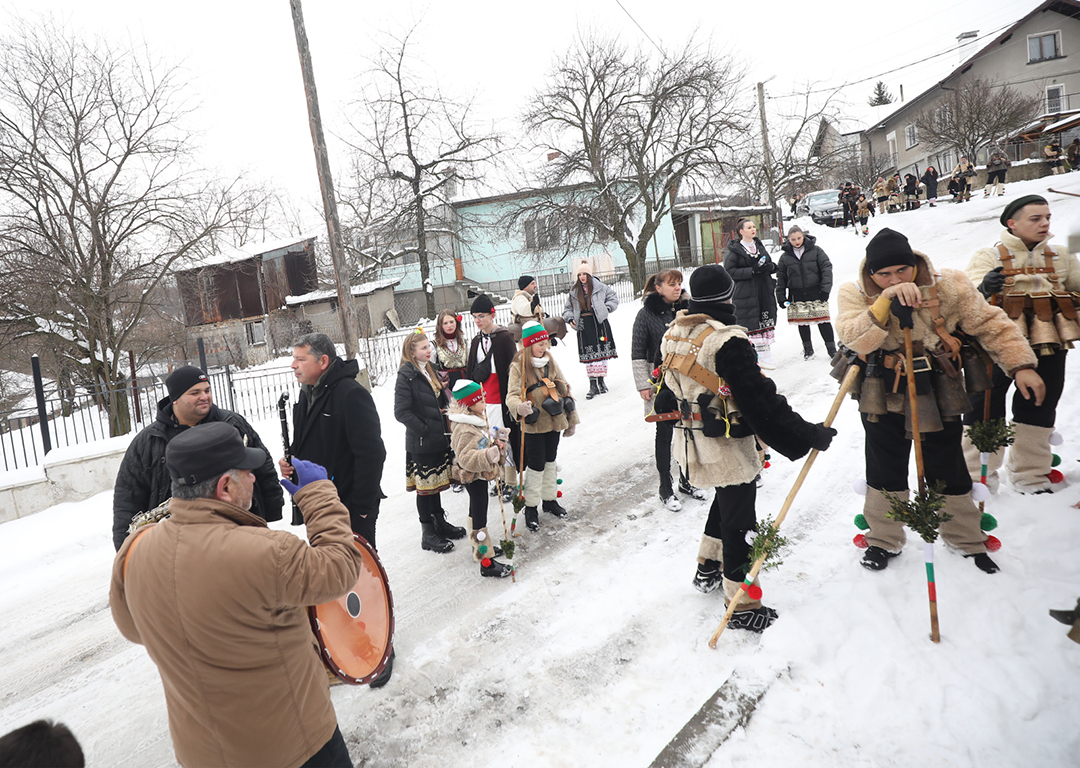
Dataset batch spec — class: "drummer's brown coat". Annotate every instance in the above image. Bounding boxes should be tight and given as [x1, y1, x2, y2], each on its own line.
[110, 480, 362, 768]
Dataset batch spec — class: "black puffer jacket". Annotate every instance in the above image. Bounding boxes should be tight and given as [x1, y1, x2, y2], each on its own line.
[394, 362, 450, 455]
[290, 356, 387, 527]
[112, 398, 284, 550]
[631, 289, 688, 390]
[775, 234, 834, 305]
[723, 238, 778, 332]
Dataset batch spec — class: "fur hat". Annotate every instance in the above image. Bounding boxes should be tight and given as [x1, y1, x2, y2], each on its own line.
[865, 228, 916, 274]
[470, 294, 495, 314]
[451, 379, 484, 407]
[166, 366, 209, 402]
[521, 321, 549, 348]
[518, 275, 536, 290]
[1000, 195, 1048, 227]
[688, 265, 735, 313]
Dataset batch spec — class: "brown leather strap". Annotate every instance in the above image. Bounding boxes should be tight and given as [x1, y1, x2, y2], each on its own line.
[646, 411, 704, 423]
[661, 326, 727, 396]
[924, 284, 962, 360]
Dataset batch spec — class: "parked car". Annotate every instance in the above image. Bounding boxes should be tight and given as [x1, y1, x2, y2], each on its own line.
[801, 189, 845, 226]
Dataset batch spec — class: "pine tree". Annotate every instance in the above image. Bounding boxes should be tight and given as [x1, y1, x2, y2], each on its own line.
[868, 81, 895, 107]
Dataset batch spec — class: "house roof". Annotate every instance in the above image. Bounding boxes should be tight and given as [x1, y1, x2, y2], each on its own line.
[865, 0, 1080, 131]
[451, 182, 597, 209]
[285, 276, 402, 306]
[178, 233, 320, 271]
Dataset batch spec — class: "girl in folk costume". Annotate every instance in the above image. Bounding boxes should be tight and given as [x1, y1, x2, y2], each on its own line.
[631, 269, 706, 510]
[448, 380, 514, 578]
[506, 322, 581, 531]
[723, 218, 779, 368]
[433, 310, 468, 390]
[661, 265, 835, 631]
[393, 330, 465, 553]
[920, 166, 939, 208]
[563, 259, 619, 399]
[775, 225, 837, 360]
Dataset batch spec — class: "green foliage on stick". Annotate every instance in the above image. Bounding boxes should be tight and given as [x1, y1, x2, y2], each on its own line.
[500, 538, 515, 561]
[884, 482, 953, 543]
[748, 516, 789, 572]
[965, 418, 1015, 454]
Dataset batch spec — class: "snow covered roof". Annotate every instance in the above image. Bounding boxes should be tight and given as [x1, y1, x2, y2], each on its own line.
[1041, 111, 1080, 133]
[285, 276, 401, 306]
[181, 232, 320, 270]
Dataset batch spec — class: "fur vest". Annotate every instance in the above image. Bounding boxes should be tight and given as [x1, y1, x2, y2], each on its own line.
[966, 230, 1080, 296]
[505, 353, 582, 434]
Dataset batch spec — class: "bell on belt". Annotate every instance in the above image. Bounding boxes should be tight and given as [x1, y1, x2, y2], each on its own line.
[858, 376, 888, 418]
[932, 370, 972, 419]
[905, 391, 944, 435]
[830, 349, 850, 381]
[1012, 314, 1029, 340]
[1028, 315, 1060, 355]
[1054, 312, 1080, 343]
[960, 343, 993, 393]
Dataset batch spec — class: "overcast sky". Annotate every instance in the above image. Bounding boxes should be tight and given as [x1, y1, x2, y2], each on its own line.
[1, 0, 1044, 228]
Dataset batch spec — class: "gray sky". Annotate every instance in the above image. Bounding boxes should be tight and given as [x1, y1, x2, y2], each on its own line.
[1, 0, 1041, 227]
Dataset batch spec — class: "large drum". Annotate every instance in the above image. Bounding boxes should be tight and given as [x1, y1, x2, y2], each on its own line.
[309, 534, 395, 685]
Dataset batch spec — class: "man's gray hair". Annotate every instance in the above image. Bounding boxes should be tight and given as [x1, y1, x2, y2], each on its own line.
[171, 469, 241, 500]
[294, 332, 337, 362]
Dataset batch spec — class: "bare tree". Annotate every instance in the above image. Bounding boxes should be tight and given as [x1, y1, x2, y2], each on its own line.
[0, 19, 264, 435]
[913, 78, 1043, 163]
[344, 26, 504, 319]
[831, 148, 897, 192]
[521, 34, 744, 292]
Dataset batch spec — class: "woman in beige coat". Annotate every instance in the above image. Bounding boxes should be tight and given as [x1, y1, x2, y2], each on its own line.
[506, 321, 581, 531]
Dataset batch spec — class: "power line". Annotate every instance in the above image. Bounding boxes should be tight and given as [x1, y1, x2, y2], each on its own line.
[613, 0, 665, 56]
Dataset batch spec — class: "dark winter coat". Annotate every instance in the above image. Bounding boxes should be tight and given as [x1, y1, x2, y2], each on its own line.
[723, 237, 778, 332]
[630, 289, 689, 390]
[466, 326, 517, 424]
[112, 398, 283, 550]
[987, 152, 1012, 172]
[775, 234, 833, 306]
[903, 174, 919, 195]
[920, 168, 939, 199]
[290, 357, 387, 528]
[393, 362, 450, 455]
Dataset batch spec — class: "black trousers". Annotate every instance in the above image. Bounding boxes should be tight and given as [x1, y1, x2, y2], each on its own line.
[507, 420, 524, 472]
[415, 493, 441, 524]
[466, 478, 489, 529]
[351, 506, 380, 551]
[963, 349, 1066, 429]
[299, 726, 353, 768]
[986, 169, 1007, 185]
[703, 482, 757, 581]
[798, 324, 835, 347]
[862, 413, 972, 495]
[523, 431, 560, 471]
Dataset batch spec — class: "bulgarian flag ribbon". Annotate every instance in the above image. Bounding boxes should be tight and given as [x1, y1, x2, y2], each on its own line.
[979, 451, 990, 513]
[924, 541, 940, 642]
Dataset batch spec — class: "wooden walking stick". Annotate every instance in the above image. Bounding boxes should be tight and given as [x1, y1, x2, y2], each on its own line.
[708, 364, 860, 648]
[484, 410, 516, 583]
[511, 356, 528, 538]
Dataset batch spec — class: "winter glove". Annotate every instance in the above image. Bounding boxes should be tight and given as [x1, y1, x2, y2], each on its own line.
[775, 291, 788, 308]
[516, 401, 535, 417]
[485, 445, 502, 464]
[819, 291, 830, 303]
[654, 385, 677, 414]
[280, 458, 328, 496]
[563, 424, 576, 437]
[810, 423, 837, 452]
[979, 266, 1006, 298]
[890, 296, 914, 329]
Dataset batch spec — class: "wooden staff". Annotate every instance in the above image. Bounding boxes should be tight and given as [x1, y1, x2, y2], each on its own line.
[978, 361, 993, 514]
[902, 325, 940, 643]
[708, 364, 859, 648]
[514, 356, 528, 537]
[484, 410, 516, 583]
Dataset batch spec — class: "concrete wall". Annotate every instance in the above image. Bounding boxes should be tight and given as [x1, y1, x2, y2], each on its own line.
[0, 438, 127, 524]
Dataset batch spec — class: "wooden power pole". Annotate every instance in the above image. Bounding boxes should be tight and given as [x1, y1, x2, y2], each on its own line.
[289, 0, 359, 361]
[757, 80, 779, 235]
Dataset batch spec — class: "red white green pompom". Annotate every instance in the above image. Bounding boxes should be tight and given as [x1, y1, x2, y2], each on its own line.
[557, 490, 562, 497]
[984, 535, 1002, 552]
[476, 530, 486, 541]
[853, 533, 869, 549]
[1048, 469, 1065, 484]
[980, 513, 997, 532]
[481, 558, 492, 568]
[853, 514, 869, 531]
[745, 583, 763, 601]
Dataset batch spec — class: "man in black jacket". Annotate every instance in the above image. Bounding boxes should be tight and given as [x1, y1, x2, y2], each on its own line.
[112, 366, 284, 551]
[280, 332, 387, 548]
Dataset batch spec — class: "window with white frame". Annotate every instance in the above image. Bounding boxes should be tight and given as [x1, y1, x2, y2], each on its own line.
[524, 216, 563, 250]
[1047, 84, 1065, 113]
[904, 124, 919, 149]
[244, 319, 266, 346]
[1028, 31, 1062, 63]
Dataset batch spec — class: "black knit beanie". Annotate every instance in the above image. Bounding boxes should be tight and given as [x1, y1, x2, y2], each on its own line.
[1000, 195, 1048, 227]
[470, 293, 495, 314]
[518, 275, 536, 290]
[865, 228, 917, 274]
[688, 265, 735, 312]
[166, 365, 209, 402]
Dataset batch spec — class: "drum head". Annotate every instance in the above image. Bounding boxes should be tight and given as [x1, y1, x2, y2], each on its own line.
[309, 534, 394, 685]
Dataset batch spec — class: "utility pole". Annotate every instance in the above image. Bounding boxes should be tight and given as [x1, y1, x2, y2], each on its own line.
[289, 0, 359, 361]
[757, 79, 779, 236]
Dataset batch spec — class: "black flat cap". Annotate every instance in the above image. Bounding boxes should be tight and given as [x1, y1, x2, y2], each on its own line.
[166, 422, 265, 486]
[1000, 195, 1048, 227]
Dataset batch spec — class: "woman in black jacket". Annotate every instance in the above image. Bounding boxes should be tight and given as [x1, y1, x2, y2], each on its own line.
[394, 330, 465, 553]
[723, 218, 778, 368]
[630, 269, 706, 510]
[920, 166, 939, 207]
[775, 226, 836, 360]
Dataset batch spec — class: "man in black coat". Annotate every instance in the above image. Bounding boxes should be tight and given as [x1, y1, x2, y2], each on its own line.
[112, 366, 284, 551]
[280, 332, 386, 548]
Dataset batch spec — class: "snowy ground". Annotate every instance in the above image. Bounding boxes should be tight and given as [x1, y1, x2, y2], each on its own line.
[1, 174, 1079, 767]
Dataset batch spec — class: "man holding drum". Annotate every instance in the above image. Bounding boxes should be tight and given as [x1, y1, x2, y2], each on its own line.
[110, 422, 362, 768]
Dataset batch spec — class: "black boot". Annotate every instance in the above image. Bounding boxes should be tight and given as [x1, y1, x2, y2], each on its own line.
[432, 508, 466, 540]
[965, 552, 1000, 574]
[369, 648, 395, 689]
[803, 343, 814, 361]
[861, 545, 898, 571]
[542, 499, 568, 518]
[524, 506, 540, 531]
[1050, 598, 1080, 625]
[421, 522, 454, 553]
[678, 473, 708, 500]
[728, 605, 779, 633]
[586, 377, 599, 400]
[597, 377, 608, 393]
[825, 341, 837, 357]
[481, 558, 514, 578]
[693, 561, 721, 593]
